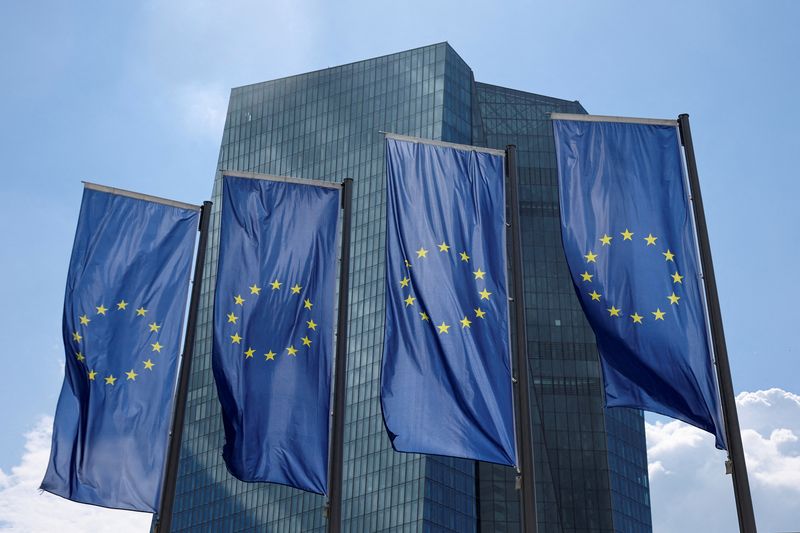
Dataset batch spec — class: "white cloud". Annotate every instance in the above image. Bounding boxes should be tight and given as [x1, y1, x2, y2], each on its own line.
[138, 0, 323, 89]
[4, 389, 797, 531]
[0, 416, 152, 533]
[125, 1, 326, 142]
[173, 82, 229, 139]
[647, 388, 800, 533]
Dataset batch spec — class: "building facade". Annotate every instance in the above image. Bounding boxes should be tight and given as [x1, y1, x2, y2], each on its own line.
[165, 43, 652, 532]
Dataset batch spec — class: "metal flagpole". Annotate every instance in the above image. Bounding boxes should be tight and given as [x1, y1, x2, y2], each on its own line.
[678, 114, 757, 533]
[154, 200, 213, 533]
[326, 178, 354, 533]
[506, 145, 538, 533]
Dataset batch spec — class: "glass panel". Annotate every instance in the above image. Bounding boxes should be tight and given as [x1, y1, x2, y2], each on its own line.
[167, 43, 652, 533]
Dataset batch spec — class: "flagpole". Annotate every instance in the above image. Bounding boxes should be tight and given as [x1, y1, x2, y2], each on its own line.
[677, 114, 757, 533]
[326, 178, 353, 533]
[154, 200, 213, 533]
[506, 145, 538, 533]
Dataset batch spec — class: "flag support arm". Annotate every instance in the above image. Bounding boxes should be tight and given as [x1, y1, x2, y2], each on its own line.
[506, 145, 538, 533]
[154, 200, 213, 533]
[678, 114, 756, 533]
[326, 178, 354, 533]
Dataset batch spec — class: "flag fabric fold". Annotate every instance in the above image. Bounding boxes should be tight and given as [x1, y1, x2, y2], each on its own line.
[380, 137, 517, 466]
[213, 175, 340, 494]
[553, 118, 726, 449]
[42, 186, 199, 512]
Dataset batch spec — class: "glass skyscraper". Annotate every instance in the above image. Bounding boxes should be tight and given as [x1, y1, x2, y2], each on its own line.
[165, 43, 652, 532]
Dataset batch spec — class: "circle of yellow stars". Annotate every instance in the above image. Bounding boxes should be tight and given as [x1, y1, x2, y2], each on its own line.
[71, 300, 163, 387]
[226, 278, 317, 362]
[400, 242, 493, 334]
[580, 229, 684, 325]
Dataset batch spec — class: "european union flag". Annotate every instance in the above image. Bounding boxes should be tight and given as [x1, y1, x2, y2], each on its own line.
[381, 136, 517, 466]
[41, 185, 200, 511]
[213, 174, 340, 494]
[553, 117, 726, 448]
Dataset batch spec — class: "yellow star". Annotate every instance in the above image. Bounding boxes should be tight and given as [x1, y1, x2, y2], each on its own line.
[581, 271, 593, 282]
[136, 307, 147, 316]
[149, 322, 161, 332]
[630, 313, 643, 324]
[644, 234, 657, 246]
[287, 345, 298, 356]
[416, 247, 428, 258]
[234, 294, 245, 305]
[584, 251, 598, 263]
[291, 284, 302, 294]
[72, 331, 82, 342]
[96, 304, 108, 316]
[460, 316, 472, 328]
[400, 276, 410, 288]
[437, 322, 450, 334]
[104, 375, 117, 385]
[227, 312, 238, 324]
[438, 242, 450, 252]
[459, 251, 470, 262]
[404, 259, 412, 268]
[474, 307, 487, 319]
[302, 336, 312, 347]
[231, 333, 242, 344]
[116, 300, 128, 310]
[304, 298, 313, 310]
[126, 369, 138, 381]
[419, 311, 429, 321]
[404, 294, 416, 307]
[589, 291, 601, 301]
[607, 306, 621, 317]
[264, 350, 276, 361]
[79, 315, 90, 326]
[151, 341, 163, 352]
[672, 271, 684, 284]
[271, 279, 282, 290]
[473, 268, 486, 280]
[600, 234, 613, 246]
[249, 284, 261, 295]
[663, 249, 675, 262]
[479, 288, 492, 300]
[75, 352, 85, 362]
[307, 319, 317, 330]
[652, 308, 666, 320]
[143, 359, 155, 370]
[668, 292, 681, 305]
[88, 370, 97, 380]
[244, 347, 255, 358]
[621, 229, 634, 240]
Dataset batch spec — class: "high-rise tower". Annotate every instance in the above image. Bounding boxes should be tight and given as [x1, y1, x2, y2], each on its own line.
[166, 43, 652, 532]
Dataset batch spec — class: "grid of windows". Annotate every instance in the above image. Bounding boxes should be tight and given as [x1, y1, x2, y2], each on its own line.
[169, 43, 478, 532]
[473, 82, 652, 533]
[164, 43, 652, 533]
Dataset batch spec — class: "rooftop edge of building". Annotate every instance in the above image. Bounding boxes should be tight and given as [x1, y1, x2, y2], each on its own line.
[230, 41, 466, 93]
[226, 42, 585, 118]
[475, 81, 586, 113]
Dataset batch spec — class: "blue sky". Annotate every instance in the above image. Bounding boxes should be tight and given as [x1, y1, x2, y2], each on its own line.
[1, 1, 798, 531]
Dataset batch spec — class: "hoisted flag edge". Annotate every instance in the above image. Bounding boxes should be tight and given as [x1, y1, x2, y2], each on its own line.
[379, 134, 518, 468]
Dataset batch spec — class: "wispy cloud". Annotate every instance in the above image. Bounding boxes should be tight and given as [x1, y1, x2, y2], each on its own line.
[0, 416, 152, 533]
[133, 0, 324, 142]
[647, 388, 800, 532]
[172, 82, 229, 140]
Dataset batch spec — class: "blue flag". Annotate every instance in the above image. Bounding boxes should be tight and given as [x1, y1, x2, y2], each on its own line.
[381, 137, 517, 466]
[213, 175, 340, 494]
[553, 118, 726, 449]
[42, 186, 199, 511]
